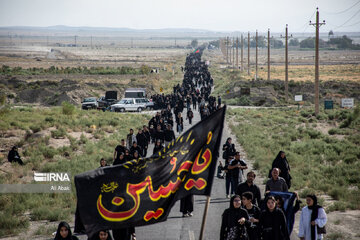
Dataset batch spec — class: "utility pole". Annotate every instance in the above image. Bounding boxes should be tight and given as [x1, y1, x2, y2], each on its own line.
[247, 32, 250, 75]
[236, 37, 239, 69]
[255, 30, 258, 80]
[226, 36, 229, 64]
[91, 36, 93, 49]
[310, 8, 326, 116]
[131, 38, 133, 48]
[267, 29, 270, 81]
[281, 24, 292, 102]
[241, 34, 244, 71]
[229, 38, 232, 65]
[233, 37, 235, 69]
[74, 35, 77, 47]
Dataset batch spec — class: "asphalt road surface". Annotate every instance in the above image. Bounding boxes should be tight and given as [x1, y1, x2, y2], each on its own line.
[74, 107, 299, 240]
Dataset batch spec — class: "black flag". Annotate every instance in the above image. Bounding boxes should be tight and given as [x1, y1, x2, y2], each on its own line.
[75, 106, 226, 237]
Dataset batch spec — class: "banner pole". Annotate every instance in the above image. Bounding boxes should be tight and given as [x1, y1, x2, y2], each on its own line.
[199, 196, 211, 240]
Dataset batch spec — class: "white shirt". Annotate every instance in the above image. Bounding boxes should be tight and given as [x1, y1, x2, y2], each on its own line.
[298, 206, 327, 240]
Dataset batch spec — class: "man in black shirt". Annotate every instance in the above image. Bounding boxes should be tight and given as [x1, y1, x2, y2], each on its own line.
[236, 171, 261, 207]
[164, 124, 176, 145]
[113, 139, 127, 163]
[228, 152, 247, 195]
[130, 141, 142, 157]
[154, 124, 165, 144]
[136, 128, 147, 157]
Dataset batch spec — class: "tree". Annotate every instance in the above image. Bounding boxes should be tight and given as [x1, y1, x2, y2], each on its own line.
[271, 38, 284, 48]
[289, 38, 299, 47]
[300, 37, 327, 48]
[191, 39, 198, 48]
[328, 35, 358, 49]
[328, 30, 334, 39]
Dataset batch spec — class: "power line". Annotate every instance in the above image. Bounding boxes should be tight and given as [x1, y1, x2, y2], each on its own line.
[293, 10, 316, 33]
[323, 0, 360, 15]
[333, 8, 360, 29]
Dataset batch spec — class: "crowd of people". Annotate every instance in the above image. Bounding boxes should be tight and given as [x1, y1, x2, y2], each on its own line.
[219, 144, 328, 240]
[9, 47, 328, 240]
[65, 48, 218, 239]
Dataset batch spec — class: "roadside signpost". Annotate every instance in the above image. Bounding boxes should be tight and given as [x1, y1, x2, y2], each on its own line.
[324, 99, 333, 110]
[295, 95, 303, 110]
[341, 98, 354, 108]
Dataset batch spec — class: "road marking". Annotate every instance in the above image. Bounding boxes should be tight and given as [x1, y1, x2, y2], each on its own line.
[189, 230, 195, 240]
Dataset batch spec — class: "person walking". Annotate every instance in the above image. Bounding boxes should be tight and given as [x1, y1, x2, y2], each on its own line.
[220, 195, 250, 240]
[176, 112, 184, 134]
[298, 194, 327, 240]
[265, 168, 288, 194]
[271, 151, 292, 189]
[186, 108, 194, 125]
[241, 192, 261, 240]
[259, 196, 289, 240]
[236, 171, 261, 207]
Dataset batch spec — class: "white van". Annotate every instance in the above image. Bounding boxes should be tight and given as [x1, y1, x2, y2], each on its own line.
[111, 98, 148, 112]
[124, 88, 146, 98]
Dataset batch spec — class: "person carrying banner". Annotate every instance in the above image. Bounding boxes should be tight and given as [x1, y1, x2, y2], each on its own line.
[54, 221, 79, 240]
[113, 139, 127, 163]
[298, 194, 327, 240]
[180, 194, 194, 217]
[220, 195, 250, 240]
[99, 158, 108, 168]
[259, 196, 289, 240]
[241, 192, 261, 240]
[153, 139, 163, 156]
[265, 168, 288, 194]
[164, 124, 176, 145]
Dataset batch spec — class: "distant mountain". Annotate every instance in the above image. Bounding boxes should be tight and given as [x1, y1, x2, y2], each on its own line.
[0, 25, 213, 33]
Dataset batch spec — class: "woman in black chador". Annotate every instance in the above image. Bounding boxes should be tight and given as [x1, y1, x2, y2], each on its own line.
[54, 221, 79, 240]
[220, 195, 250, 240]
[180, 194, 194, 217]
[8, 146, 24, 165]
[259, 196, 289, 240]
[271, 151, 291, 189]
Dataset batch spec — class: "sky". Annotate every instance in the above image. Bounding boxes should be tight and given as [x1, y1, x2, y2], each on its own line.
[0, 0, 359, 33]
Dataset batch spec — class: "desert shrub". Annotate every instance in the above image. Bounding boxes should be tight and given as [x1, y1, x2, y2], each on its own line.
[51, 127, 67, 139]
[62, 101, 75, 115]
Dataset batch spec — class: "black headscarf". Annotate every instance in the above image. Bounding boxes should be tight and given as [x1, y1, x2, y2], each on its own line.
[97, 229, 113, 240]
[307, 194, 322, 240]
[54, 221, 73, 240]
[229, 194, 241, 209]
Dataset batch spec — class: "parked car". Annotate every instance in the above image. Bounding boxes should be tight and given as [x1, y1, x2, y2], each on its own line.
[82, 97, 98, 110]
[145, 98, 155, 110]
[111, 98, 148, 112]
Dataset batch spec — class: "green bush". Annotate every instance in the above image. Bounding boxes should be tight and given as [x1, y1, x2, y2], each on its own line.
[62, 101, 75, 115]
[51, 127, 67, 139]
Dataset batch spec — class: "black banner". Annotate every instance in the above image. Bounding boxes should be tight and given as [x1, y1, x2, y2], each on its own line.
[75, 106, 226, 237]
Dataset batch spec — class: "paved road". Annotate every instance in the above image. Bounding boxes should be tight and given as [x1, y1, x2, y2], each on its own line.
[135, 107, 229, 240]
[136, 107, 299, 240]
[73, 107, 299, 240]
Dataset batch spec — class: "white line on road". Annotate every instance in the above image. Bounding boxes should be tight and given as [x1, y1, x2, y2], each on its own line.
[189, 230, 195, 240]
